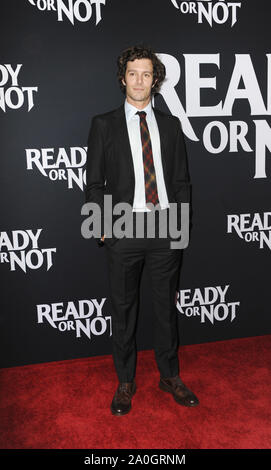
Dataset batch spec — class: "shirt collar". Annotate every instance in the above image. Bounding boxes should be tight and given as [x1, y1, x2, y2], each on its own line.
[124, 98, 153, 122]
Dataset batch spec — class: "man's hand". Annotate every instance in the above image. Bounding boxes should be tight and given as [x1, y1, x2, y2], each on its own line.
[101, 234, 105, 242]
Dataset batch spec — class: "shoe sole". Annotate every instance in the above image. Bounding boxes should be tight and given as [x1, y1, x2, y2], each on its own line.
[159, 381, 199, 407]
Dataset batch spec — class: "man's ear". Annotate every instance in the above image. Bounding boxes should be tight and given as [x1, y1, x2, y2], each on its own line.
[152, 79, 158, 88]
[121, 78, 126, 87]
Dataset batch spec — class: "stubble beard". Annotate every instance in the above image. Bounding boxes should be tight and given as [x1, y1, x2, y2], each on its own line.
[127, 88, 152, 104]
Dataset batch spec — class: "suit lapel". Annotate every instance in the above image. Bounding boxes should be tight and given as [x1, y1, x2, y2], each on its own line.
[153, 108, 169, 179]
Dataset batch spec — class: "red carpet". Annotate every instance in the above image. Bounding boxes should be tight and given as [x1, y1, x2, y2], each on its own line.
[0, 335, 270, 449]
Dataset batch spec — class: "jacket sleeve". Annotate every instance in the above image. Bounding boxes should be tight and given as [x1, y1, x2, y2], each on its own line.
[173, 119, 192, 290]
[85, 116, 106, 245]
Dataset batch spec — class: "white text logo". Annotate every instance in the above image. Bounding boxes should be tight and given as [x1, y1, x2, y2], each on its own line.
[156, 52, 271, 179]
[177, 284, 240, 324]
[227, 212, 271, 250]
[0, 64, 38, 112]
[171, 0, 241, 27]
[0, 229, 56, 272]
[26, 146, 87, 190]
[28, 0, 107, 26]
[37, 298, 112, 339]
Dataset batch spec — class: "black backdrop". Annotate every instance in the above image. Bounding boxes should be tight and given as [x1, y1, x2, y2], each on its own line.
[1, 0, 270, 368]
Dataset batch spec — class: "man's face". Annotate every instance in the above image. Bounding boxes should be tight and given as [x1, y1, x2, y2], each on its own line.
[122, 58, 156, 106]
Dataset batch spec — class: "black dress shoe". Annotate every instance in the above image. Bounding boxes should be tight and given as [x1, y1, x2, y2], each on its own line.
[110, 381, 136, 416]
[159, 375, 199, 407]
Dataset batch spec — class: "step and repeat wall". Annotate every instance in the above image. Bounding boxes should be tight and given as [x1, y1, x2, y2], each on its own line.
[1, 0, 270, 367]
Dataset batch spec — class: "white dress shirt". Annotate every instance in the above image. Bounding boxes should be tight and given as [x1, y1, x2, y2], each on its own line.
[124, 99, 170, 212]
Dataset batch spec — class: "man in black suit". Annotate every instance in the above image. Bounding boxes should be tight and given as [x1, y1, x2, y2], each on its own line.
[85, 45, 199, 415]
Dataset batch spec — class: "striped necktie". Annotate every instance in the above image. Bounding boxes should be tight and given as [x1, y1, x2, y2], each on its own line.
[136, 110, 159, 206]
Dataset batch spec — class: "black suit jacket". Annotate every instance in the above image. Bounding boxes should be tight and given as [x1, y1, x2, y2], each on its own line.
[85, 103, 191, 248]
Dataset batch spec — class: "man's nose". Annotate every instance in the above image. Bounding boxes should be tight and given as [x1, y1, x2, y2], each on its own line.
[136, 74, 143, 84]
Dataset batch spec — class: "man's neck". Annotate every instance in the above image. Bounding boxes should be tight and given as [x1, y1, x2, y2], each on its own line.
[126, 96, 151, 110]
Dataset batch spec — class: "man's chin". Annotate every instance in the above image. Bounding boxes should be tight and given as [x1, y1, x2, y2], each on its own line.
[130, 94, 150, 103]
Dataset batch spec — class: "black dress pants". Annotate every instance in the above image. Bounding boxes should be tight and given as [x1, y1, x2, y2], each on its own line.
[104, 208, 182, 382]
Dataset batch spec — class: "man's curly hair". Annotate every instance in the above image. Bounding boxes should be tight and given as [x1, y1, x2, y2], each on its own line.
[117, 44, 166, 95]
